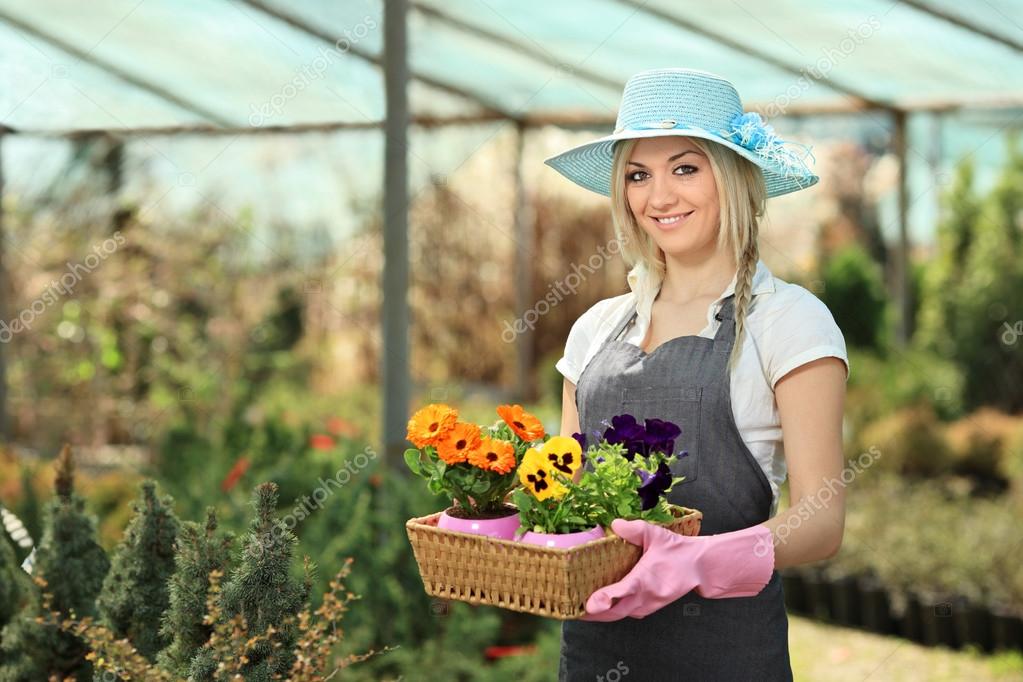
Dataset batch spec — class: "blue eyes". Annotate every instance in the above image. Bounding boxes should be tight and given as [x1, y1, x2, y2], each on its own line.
[626, 164, 698, 183]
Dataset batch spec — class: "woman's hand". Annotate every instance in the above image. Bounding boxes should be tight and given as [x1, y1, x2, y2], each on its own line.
[582, 519, 775, 622]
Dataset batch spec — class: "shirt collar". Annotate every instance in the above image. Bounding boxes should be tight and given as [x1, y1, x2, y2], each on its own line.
[626, 259, 776, 329]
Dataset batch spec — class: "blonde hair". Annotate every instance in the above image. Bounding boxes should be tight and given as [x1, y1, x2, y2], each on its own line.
[609, 136, 767, 373]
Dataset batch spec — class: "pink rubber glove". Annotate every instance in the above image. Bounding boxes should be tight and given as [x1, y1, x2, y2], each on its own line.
[582, 519, 775, 621]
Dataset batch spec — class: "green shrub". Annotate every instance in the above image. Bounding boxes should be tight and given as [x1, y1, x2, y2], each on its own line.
[0, 446, 109, 681]
[1001, 424, 1023, 502]
[855, 404, 953, 478]
[945, 408, 1020, 486]
[97, 481, 180, 661]
[915, 139, 1023, 414]
[820, 244, 888, 351]
[845, 346, 966, 433]
[829, 473, 1023, 611]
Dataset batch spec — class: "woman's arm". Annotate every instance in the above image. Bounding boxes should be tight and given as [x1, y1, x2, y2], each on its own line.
[761, 356, 848, 569]
[560, 378, 586, 484]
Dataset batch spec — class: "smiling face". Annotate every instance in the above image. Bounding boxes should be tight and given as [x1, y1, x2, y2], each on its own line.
[625, 136, 721, 261]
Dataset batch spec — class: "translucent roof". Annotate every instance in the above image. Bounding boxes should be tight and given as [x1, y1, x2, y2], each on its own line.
[2, 0, 1021, 133]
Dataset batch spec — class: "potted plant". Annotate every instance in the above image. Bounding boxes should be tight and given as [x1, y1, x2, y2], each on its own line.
[511, 414, 688, 548]
[404, 402, 546, 539]
[511, 436, 601, 548]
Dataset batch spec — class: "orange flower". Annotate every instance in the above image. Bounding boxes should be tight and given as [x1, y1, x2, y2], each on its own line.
[406, 403, 458, 448]
[497, 404, 545, 442]
[309, 434, 336, 450]
[468, 436, 516, 474]
[435, 421, 482, 465]
[220, 456, 250, 492]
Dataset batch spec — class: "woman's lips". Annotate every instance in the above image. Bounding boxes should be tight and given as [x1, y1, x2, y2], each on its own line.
[651, 210, 694, 230]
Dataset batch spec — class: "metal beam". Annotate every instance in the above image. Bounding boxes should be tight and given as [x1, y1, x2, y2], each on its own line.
[239, 0, 514, 121]
[612, 0, 898, 114]
[4, 99, 1019, 142]
[5, 113, 509, 139]
[898, 0, 1023, 54]
[0, 9, 234, 127]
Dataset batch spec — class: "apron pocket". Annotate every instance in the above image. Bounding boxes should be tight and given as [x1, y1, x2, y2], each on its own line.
[620, 386, 701, 484]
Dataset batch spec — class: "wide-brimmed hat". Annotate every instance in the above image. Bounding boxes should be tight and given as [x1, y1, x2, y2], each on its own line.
[544, 68, 818, 198]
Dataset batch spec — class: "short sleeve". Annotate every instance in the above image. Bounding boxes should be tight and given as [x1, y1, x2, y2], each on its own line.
[758, 286, 850, 391]
[555, 298, 621, 384]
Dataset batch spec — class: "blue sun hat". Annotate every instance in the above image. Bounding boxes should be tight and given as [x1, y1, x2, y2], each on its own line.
[544, 68, 818, 198]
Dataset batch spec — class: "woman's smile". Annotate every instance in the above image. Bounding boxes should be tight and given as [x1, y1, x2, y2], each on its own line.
[650, 210, 695, 229]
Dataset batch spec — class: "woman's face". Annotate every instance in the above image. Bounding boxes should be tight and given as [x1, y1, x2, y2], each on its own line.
[625, 136, 720, 259]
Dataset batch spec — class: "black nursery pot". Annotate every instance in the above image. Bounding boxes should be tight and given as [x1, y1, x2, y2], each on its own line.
[828, 575, 862, 628]
[953, 597, 993, 653]
[896, 591, 924, 643]
[917, 591, 958, 648]
[801, 567, 833, 623]
[781, 570, 807, 615]
[991, 606, 1023, 652]
[856, 575, 895, 636]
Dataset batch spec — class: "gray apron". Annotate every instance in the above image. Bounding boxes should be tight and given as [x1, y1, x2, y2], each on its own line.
[560, 294, 792, 681]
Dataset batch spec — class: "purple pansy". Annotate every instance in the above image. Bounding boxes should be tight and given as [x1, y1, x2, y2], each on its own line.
[636, 461, 673, 510]
[571, 431, 587, 451]
[601, 413, 683, 459]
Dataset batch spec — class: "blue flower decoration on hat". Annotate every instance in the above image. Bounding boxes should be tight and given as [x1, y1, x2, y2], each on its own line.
[725, 111, 816, 181]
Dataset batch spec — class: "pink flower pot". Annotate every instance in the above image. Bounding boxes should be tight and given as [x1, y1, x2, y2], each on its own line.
[437, 508, 521, 540]
[517, 525, 605, 548]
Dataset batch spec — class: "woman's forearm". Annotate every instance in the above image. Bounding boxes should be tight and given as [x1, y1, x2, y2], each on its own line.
[760, 491, 845, 570]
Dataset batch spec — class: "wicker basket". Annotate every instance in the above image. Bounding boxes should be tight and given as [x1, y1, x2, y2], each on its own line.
[405, 506, 703, 619]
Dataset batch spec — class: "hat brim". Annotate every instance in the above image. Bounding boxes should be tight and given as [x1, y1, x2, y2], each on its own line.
[544, 128, 818, 199]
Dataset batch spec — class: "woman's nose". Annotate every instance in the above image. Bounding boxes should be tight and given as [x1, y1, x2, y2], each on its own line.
[649, 175, 677, 209]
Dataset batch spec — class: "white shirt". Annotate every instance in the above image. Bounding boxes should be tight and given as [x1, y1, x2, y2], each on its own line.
[556, 259, 849, 517]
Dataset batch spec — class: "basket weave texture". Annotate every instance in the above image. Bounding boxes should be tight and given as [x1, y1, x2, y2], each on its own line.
[405, 506, 703, 619]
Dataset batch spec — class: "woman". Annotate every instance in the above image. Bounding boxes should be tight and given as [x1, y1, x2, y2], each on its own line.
[544, 68, 849, 680]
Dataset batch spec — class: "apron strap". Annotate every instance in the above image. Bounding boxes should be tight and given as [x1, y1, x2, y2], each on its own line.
[603, 302, 639, 346]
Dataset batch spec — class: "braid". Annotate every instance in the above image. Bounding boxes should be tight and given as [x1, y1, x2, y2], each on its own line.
[728, 236, 759, 374]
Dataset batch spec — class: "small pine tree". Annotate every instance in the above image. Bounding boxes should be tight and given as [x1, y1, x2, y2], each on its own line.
[195, 482, 310, 681]
[156, 508, 233, 678]
[96, 480, 180, 662]
[0, 444, 110, 681]
[0, 532, 32, 643]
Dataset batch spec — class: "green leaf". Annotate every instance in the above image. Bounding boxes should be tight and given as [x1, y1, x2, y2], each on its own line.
[470, 478, 492, 495]
[403, 449, 423, 476]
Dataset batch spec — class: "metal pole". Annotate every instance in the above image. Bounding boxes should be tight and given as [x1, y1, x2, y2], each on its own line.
[382, 0, 410, 467]
[512, 123, 535, 402]
[0, 134, 7, 441]
[892, 110, 911, 348]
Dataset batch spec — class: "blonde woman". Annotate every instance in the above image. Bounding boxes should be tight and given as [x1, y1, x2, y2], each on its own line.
[545, 68, 849, 680]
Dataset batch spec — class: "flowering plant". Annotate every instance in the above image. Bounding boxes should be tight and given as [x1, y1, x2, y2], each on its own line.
[404, 403, 546, 516]
[511, 414, 687, 534]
